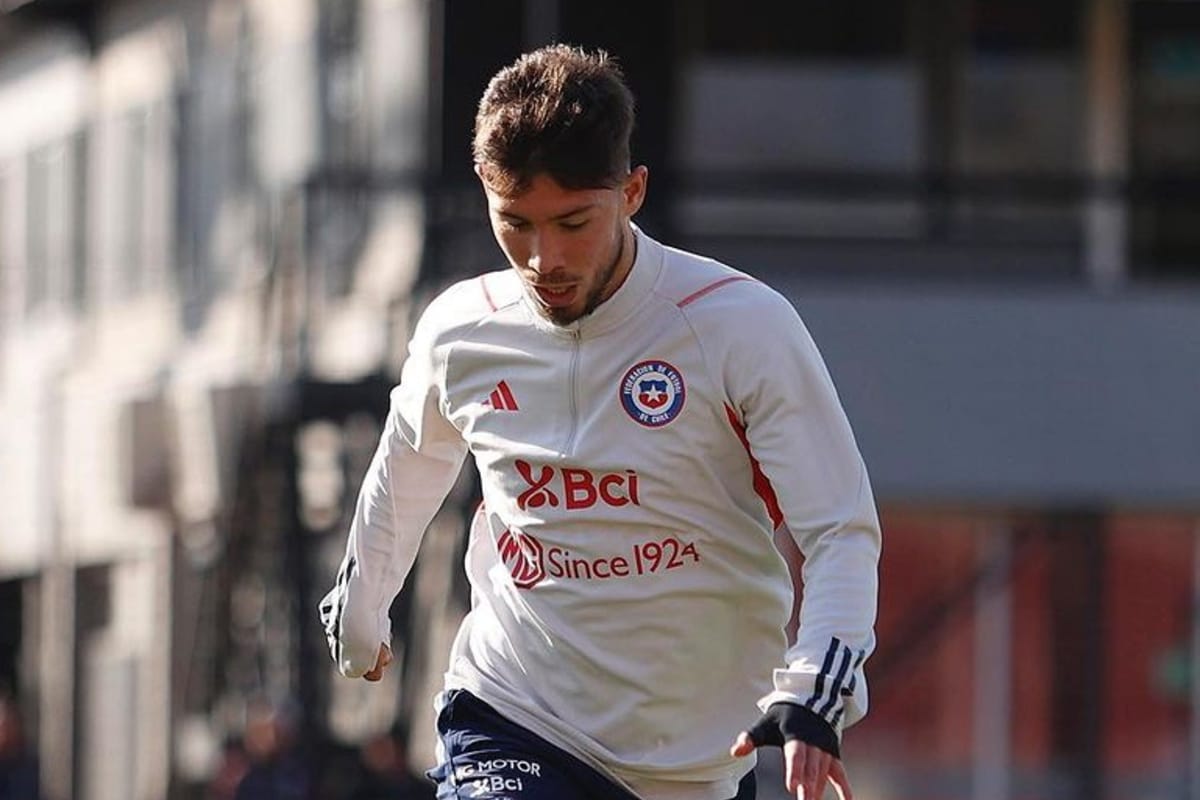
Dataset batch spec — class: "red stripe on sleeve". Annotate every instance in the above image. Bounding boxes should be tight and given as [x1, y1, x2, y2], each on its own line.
[724, 403, 784, 530]
[480, 275, 497, 311]
[677, 276, 754, 308]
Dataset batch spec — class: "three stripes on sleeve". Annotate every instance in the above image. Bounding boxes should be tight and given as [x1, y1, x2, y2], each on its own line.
[805, 637, 866, 728]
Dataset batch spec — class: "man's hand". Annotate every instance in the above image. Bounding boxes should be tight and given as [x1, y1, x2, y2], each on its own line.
[362, 644, 392, 682]
[730, 703, 853, 800]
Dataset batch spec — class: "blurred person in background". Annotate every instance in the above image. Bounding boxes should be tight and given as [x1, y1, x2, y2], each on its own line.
[206, 737, 250, 800]
[346, 724, 434, 800]
[0, 695, 38, 800]
[321, 44, 880, 800]
[233, 700, 310, 800]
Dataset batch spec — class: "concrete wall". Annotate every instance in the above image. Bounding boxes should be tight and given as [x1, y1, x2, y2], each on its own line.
[776, 280, 1200, 509]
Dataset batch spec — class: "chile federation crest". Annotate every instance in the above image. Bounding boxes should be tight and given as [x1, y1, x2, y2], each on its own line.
[619, 360, 686, 428]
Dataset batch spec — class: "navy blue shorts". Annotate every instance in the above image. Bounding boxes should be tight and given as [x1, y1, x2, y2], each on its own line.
[427, 690, 755, 800]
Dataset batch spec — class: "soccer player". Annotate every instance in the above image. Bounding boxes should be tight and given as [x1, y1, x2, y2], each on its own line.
[320, 45, 881, 800]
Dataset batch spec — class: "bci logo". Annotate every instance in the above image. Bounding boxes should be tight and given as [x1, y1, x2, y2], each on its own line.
[515, 460, 641, 511]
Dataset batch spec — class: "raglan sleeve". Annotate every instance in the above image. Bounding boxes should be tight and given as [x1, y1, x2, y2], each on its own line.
[722, 286, 881, 740]
[318, 300, 469, 678]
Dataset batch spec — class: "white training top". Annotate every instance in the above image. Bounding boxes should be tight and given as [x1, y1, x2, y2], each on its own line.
[321, 229, 881, 800]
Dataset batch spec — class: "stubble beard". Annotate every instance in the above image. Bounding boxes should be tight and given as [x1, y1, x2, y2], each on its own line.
[542, 224, 627, 326]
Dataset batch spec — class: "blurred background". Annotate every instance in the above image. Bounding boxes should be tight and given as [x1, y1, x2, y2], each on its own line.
[0, 0, 1198, 798]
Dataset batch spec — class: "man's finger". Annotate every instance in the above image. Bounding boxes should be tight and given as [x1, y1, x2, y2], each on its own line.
[785, 741, 835, 800]
[828, 758, 853, 800]
[363, 644, 391, 682]
[803, 750, 830, 800]
[783, 740, 807, 795]
[729, 731, 756, 758]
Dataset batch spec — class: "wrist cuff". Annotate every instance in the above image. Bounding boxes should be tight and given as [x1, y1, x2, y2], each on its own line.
[771, 702, 841, 758]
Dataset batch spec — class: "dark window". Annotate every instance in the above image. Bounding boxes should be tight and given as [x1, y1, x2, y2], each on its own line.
[1131, 1, 1200, 277]
[968, 0, 1081, 55]
[439, 0, 525, 180]
[688, 1, 909, 59]
[0, 580, 20, 695]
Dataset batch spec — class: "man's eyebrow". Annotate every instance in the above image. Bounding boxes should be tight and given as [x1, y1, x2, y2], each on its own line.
[498, 203, 597, 222]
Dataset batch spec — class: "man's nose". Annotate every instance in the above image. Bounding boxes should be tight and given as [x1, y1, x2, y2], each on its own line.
[528, 231, 564, 275]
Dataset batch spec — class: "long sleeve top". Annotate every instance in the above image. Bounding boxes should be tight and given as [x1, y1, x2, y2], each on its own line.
[320, 229, 881, 800]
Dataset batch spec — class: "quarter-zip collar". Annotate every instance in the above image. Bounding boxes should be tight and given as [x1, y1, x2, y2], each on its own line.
[521, 225, 664, 339]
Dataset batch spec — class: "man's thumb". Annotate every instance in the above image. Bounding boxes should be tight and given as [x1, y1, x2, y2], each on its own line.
[729, 731, 757, 758]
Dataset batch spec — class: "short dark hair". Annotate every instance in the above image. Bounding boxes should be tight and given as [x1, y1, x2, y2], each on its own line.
[473, 44, 635, 196]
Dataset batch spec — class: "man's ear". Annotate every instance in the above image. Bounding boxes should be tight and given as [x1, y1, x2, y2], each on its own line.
[623, 165, 649, 217]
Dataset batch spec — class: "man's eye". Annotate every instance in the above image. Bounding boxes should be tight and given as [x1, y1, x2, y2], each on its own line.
[561, 219, 588, 231]
[501, 219, 529, 231]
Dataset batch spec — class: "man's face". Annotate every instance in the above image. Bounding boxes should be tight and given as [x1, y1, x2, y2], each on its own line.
[480, 168, 647, 325]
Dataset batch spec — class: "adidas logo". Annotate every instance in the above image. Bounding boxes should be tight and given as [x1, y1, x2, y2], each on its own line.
[483, 380, 519, 412]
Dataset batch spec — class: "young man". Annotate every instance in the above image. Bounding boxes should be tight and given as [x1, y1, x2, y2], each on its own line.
[321, 45, 880, 800]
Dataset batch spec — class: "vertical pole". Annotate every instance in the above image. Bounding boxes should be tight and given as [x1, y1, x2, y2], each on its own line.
[911, 0, 966, 240]
[1083, 0, 1130, 289]
[39, 562, 75, 800]
[1049, 513, 1106, 800]
[39, 384, 75, 800]
[973, 520, 1013, 800]
[1189, 520, 1200, 800]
